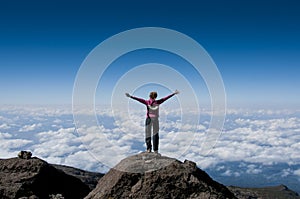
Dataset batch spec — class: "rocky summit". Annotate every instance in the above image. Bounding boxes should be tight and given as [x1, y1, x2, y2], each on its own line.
[85, 152, 236, 199]
[0, 156, 90, 199]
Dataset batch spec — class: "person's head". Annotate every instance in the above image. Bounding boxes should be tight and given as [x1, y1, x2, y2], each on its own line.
[149, 91, 157, 99]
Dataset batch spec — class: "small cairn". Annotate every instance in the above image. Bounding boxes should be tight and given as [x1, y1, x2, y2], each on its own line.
[18, 151, 32, 159]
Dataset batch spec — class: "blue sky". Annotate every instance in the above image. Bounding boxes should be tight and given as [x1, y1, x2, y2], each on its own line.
[0, 0, 300, 107]
[1, 1, 300, 193]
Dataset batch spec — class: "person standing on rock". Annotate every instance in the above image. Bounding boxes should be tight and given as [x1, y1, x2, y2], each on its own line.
[125, 90, 179, 153]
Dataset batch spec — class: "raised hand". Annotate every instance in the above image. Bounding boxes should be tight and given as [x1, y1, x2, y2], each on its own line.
[125, 93, 131, 97]
[174, 90, 180, 95]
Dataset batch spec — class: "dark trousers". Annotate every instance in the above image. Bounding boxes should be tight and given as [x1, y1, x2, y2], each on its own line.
[145, 117, 159, 151]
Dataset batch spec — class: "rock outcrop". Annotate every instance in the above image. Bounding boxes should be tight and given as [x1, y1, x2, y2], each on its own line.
[18, 151, 32, 160]
[85, 152, 236, 199]
[0, 157, 90, 199]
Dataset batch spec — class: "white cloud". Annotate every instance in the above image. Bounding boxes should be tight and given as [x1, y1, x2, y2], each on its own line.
[19, 123, 42, 132]
[0, 132, 12, 139]
[32, 127, 82, 158]
[221, 169, 241, 177]
[63, 150, 109, 172]
[281, 168, 293, 177]
[246, 164, 262, 174]
[0, 123, 10, 130]
[56, 107, 300, 171]
[0, 139, 33, 149]
[221, 170, 232, 176]
[0, 150, 18, 159]
[294, 169, 300, 177]
[1, 105, 300, 175]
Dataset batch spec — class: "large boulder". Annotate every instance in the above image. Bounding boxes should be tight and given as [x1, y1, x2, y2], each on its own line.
[85, 152, 236, 199]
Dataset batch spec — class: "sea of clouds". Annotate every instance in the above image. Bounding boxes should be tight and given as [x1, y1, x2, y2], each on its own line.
[0, 105, 299, 192]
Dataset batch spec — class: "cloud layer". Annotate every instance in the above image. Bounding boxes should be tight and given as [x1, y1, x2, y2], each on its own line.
[0, 105, 299, 192]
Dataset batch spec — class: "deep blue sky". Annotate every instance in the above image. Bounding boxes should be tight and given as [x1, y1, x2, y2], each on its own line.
[0, 0, 299, 107]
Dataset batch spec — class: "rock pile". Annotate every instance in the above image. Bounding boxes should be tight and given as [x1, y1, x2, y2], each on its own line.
[18, 151, 32, 159]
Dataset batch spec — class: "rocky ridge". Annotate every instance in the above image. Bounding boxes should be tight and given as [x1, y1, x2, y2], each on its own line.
[0, 151, 299, 199]
[228, 185, 300, 199]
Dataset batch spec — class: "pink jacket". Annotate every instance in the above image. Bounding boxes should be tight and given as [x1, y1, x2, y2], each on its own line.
[130, 93, 175, 118]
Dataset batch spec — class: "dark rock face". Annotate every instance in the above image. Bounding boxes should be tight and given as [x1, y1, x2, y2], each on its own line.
[85, 152, 236, 199]
[0, 157, 90, 199]
[52, 164, 104, 190]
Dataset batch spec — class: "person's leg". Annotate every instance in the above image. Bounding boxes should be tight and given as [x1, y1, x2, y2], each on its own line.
[145, 117, 152, 152]
[152, 118, 159, 152]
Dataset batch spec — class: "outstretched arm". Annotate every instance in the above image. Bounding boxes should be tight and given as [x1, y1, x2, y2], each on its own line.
[125, 93, 147, 105]
[157, 90, 179, 104]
